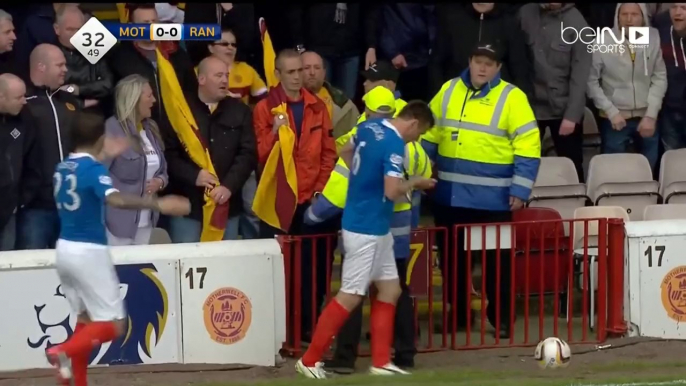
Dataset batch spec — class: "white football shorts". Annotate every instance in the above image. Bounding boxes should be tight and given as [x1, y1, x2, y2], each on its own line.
[340, 230, 399, 296]
[55, 239, 127, 322]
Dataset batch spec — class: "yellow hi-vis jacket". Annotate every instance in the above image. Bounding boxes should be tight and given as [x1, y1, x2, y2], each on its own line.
[420, 70, 541, 211]
[304, 129, 431, 259]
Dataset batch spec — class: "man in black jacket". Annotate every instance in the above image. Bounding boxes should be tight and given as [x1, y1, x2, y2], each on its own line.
[0, 74, 40, 251]
[429, 3, 532, 98]
[107, 4, 197, 128]
[16, 43, 79, 250]
[288, 4, 380, 99]
[164, 56, 256, 243]
[54, 5, 113, 116]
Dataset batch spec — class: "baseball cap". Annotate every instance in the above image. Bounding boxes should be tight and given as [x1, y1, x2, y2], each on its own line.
[363, 86, 396, 114]
[471, 42, 503, 63]
[361, 61, 400, 83]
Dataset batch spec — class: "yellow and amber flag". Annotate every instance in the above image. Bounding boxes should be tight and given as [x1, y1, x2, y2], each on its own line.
[252, 90, 298, 231]
[259, 17, 278, 88]
[156, 49, 228, 241]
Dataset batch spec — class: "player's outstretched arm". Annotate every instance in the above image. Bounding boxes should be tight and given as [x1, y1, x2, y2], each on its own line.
[105, 192, 191, 216]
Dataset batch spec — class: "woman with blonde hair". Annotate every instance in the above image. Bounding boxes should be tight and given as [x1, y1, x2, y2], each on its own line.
[103, 74, 169, 245]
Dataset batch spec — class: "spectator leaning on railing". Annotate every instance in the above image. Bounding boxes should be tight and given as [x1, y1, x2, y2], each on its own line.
[422, 42, 541, 339]
[103, 74, 168, 246]
[587, 3, 667, 173]
[0, 73, 40, 251]
[653, 3, 686, 150]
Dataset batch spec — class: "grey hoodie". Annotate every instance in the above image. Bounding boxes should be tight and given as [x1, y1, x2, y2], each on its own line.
[587, 3, 667, 120]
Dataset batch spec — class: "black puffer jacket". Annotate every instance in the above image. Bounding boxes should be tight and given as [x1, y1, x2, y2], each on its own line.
[429, 3, 532, 98]
[0, 111, 41, 229]
[288, 4, 380, 58]
[58, 43, 114, 111]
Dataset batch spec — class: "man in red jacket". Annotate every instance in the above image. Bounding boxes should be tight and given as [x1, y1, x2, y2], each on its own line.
[253, 48, 337, 340]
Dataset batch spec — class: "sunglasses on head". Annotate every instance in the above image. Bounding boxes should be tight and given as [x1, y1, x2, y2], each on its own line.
[214, 42, 237, 47]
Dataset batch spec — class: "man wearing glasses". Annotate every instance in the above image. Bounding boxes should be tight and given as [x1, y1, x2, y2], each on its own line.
[203, 27, 268, 105]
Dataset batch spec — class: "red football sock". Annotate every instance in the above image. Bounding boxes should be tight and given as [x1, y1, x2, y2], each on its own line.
[301, 299, 350, 367]
[71, 323, 89, 386]
[59, 321, 118, 359]
[370, 300, 396, 368]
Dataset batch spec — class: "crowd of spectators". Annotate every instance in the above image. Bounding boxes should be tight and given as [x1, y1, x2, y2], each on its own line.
[0, 1, 686, 365]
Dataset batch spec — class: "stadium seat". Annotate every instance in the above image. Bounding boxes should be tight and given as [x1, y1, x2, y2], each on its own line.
[659, 149, 686, 204]
[643, 204, 686, 220]
[528, 157, 589, 229]
[582, 106, 601, 142]
[149, 228, 172, 244]
[512, 207, 569, 297]
[571, 206, 629, 330]
[586, 154, 660, 221]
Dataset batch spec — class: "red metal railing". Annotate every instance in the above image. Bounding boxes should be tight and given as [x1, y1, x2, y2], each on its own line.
[278, 217, 626, 357]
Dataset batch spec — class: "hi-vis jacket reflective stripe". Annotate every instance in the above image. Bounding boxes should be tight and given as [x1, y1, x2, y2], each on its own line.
[421, 69, 541, 211]
[335, 97, 408, 151]
[305, 132, 431, 259]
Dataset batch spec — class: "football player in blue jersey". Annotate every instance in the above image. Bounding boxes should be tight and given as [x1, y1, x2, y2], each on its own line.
[296, 101, 437, 379]
[45, 113, 190, 386]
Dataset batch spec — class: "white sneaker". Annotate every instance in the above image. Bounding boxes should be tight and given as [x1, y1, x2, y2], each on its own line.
[296, 359, 327, 379]
[370, 362, 411, 376]
[45, 348, 74, 385]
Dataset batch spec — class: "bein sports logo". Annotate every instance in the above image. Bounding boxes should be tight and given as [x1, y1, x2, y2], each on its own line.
[26, 264, 168, 365]
[560, 23, 650, 54]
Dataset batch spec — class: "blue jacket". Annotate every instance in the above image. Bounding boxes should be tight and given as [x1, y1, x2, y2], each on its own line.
[654, 11, 686, 110]
[378, 4, 436, 70]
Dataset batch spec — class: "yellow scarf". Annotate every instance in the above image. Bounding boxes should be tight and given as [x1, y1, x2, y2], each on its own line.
[156, 49, 227, 241]
[251, 90, 298, 231]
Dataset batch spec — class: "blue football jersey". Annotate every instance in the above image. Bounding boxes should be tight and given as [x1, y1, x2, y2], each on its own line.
[54, 153, 118, 245]
[342, 119, 406, 236]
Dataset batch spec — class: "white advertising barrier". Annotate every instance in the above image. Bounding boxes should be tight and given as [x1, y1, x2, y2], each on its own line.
[0, 239, 285, 372]
[624, 220, 686, 339]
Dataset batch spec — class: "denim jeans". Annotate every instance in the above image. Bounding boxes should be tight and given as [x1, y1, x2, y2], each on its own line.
[16, 208, 60, 250]
[0, 215, 16, 251]
[167, 216, 240, 243]
[240, 172, 260, 240]
[659, 107, 686, 151]
[323, 55, 360, 100]
[600, 117, 659, 171]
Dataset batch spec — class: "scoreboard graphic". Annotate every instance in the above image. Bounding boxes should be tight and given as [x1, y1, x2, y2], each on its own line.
[70, 17, 220, 64]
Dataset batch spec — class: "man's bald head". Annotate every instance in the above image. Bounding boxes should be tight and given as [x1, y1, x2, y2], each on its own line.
[302, 51, 326, 93]
[30, 44, 67, 90]
[197, 56, 229, 103]
[198, 56, 227, 76]
[0, 73, 26, 115]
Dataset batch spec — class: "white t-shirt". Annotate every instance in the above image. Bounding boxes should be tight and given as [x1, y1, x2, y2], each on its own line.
[139, 130, 161, 228]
